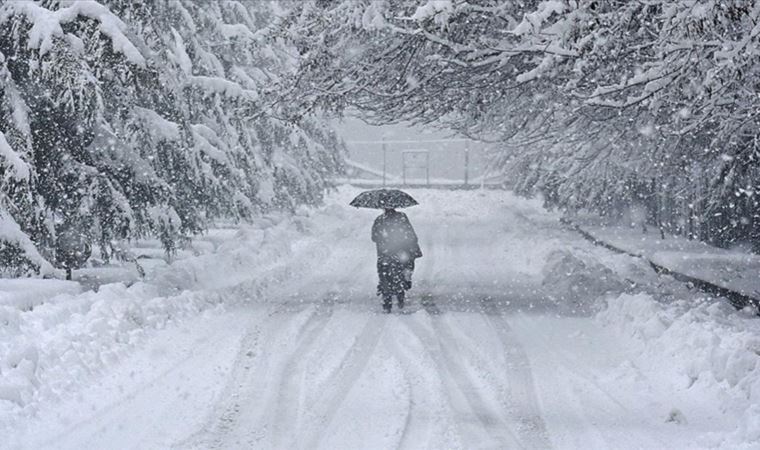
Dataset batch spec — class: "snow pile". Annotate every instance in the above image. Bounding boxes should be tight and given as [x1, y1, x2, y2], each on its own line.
[0, 279, 80, 309]
[0, 282, 199, 410]
[541, 249, 627, 313]
[598, 293, 760, 448]
[147, 209, 334, 294]
[0, 202, 358, 421]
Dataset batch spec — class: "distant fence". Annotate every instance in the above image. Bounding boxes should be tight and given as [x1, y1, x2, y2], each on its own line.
[336, 154, 504, 189]
[343, 137, 497, 188]
[330, 179, 505, 190]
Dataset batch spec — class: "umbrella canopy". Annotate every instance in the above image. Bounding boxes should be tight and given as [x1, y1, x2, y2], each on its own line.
[349, 189, 418, 209]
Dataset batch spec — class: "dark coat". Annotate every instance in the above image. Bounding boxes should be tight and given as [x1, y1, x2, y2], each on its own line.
[371, 209, 422, 262]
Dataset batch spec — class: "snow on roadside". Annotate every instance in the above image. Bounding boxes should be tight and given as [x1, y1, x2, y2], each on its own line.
[597, 293, 760, 448]
[535, 210, 760, 448]
[0, 280, 81, 309]
[576, 222, 760, 307]
[0, 197, 360, 427]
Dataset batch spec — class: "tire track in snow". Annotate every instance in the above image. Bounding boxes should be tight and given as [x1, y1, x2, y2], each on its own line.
[266, 296, 337, 449]
[176, 317, 264, 450]
[403, 312, 525, 448]
[407, 209, 526, 447]
[385, 318, 461, 450]
[182, 298, 334, 449]
[200, 215, 373, 449]
[300, 314, 388, 448]
[479, 298, 554, 449]
[443, 208, 553, 449]
[507, 313, 635, 413]
[181, 209, 371, 449]
[385, 331, 422, 450]
[503, 313, 641, 449]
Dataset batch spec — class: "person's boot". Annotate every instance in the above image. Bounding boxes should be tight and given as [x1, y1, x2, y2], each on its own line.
[383, 296, 392, 313]
[397, 291, 405, 309]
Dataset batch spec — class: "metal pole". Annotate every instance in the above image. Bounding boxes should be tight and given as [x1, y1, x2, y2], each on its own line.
[464, 141, 470, 187]
[402, 152, 407, 186]
[426, 152, 430, 187]
[382, 136, 387, 187]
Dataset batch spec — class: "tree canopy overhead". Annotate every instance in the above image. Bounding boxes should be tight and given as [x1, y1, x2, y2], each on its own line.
[286, 0, 760, 248]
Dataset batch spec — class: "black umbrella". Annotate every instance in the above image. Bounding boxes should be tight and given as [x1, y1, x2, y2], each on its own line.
[350, 188, 418, 209]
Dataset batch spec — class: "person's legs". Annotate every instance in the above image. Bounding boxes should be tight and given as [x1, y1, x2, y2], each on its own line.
[378, 257, 394, 312]
[403, 259, 415, 290]
[386, 259, 407, 308]
[383, 295, 393, 313]
[389, 258, 405, 292]
[379, 256, 412, 312]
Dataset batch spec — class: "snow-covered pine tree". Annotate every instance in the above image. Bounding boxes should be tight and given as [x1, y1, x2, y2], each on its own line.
[0, 0, 343, 275]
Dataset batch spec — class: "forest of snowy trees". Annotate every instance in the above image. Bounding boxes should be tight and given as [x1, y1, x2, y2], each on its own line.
[0, 1, 343, 276]
[285, 0, 760, 250]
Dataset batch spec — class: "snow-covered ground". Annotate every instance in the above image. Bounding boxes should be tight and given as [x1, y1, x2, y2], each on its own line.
[2, 187, 759, 449]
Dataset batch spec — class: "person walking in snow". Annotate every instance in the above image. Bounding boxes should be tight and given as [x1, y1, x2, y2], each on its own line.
[372, 208, 422, 313]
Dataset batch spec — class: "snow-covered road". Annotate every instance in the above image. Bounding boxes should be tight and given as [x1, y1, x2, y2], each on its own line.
[5, 188, 758, 449]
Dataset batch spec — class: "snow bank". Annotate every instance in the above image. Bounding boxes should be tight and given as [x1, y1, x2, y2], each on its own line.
[1, 283, 165, 410]
[598, 293, 760, 448]
[0, 279, 80, 309]
[541, 249, 627, 313]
